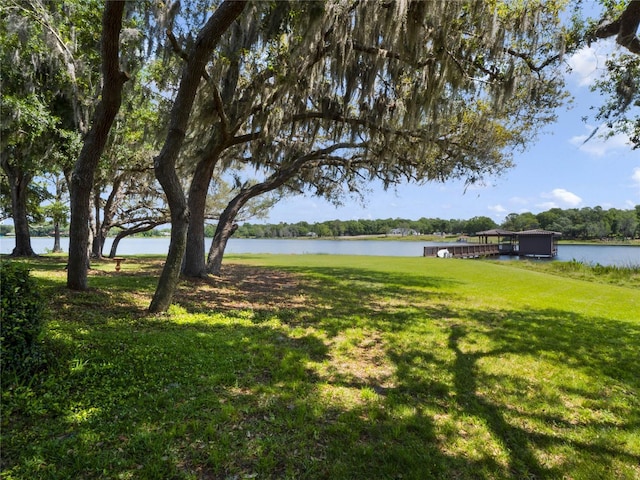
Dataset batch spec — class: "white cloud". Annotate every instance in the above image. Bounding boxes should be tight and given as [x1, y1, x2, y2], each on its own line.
[567, 46, 602, 87]
[536, 201, 558, 210]
[542, 188, 582, 208]
[488, 204, 506, 214]
[566, 40, 615, 87]
[569, 125, 632, 157]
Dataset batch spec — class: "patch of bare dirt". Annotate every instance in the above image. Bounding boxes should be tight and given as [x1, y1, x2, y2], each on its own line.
[175, 263, 309, 312]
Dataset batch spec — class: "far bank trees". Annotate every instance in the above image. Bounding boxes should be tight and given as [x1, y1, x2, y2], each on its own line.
[234, 205, 640, 240]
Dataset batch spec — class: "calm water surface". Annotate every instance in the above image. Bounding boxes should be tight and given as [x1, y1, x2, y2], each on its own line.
[2, 237, 639, 267]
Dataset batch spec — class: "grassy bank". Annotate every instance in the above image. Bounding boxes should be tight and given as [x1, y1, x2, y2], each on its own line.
[2, 255, 639, 479]
[490, 258, 640, 288]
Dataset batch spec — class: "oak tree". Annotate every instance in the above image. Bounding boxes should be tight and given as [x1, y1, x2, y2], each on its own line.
[180, 1, 576, 280]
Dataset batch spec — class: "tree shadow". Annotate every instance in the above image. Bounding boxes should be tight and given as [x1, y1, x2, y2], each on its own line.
[263, 263, 640, 477]
[467, 306, 640, 389]
[175, 263, 640, 478]
[5, 261, 640, 479]
[437, 307, 640, 478]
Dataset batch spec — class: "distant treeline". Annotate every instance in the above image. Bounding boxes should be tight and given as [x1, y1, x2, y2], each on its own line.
[9, 205, 639, 241]
[206, 206, 640, 240]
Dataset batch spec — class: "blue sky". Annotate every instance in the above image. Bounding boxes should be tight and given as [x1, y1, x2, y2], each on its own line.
[260, 39, 640, 225]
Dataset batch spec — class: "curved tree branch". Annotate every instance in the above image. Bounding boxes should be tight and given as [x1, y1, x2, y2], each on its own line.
[594, 0, 640, 55]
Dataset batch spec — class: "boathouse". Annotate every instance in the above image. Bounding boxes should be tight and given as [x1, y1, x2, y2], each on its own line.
[517, 229, 561, 258]
[424, 229, 561, 259]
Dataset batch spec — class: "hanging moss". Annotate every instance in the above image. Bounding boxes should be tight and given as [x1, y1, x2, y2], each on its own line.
[181, 0, 573, 208]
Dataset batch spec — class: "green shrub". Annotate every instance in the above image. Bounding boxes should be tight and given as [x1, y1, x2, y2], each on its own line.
[1, 261, 46, 377]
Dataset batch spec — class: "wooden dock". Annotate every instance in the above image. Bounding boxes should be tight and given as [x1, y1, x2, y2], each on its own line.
[423, 244, 500, 258]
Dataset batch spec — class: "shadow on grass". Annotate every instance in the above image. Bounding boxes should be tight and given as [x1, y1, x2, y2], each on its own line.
[2, 312, 330, 477]
[185, 263, 463, 337]
[228, 263, 640, 478]
[3, 261, 639, 479]
[444, 307, 640, 479]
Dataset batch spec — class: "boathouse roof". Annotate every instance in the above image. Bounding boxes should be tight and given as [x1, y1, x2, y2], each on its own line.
[475, 228, 561, 237]
[517, 229, 562, 236]
[475, 229, 516, 236]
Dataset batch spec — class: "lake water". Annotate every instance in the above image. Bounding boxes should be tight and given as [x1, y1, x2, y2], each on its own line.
[1, 236, 639, 267]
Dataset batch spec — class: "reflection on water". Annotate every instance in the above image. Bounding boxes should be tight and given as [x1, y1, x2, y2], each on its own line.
[1, 237, 638, 267]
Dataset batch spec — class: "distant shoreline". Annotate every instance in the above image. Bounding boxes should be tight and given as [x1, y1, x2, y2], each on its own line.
[5, 234, 639, 247]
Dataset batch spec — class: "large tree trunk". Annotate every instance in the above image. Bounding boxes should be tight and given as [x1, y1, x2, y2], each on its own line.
[594, 1, 640, 54]
[207, 203, 243, 275]
[207, 185, 271, 275]
[149, 0, 247, 313]
[182, 147, 222, 277]
[67, 1, 128, 290]
[183, 46, 241, 277]
[2, 162, 35, 257]
[108, 234, 123, 258]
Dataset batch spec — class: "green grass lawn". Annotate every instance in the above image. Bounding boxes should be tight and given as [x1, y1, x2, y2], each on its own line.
[2, 254, 639, 479]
